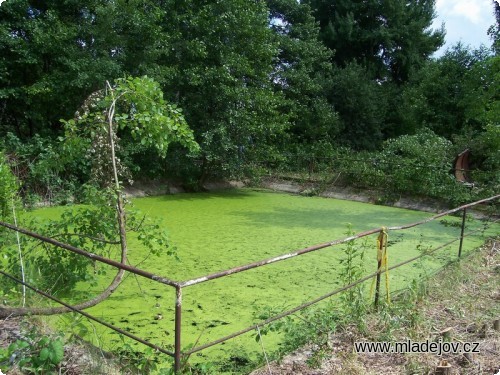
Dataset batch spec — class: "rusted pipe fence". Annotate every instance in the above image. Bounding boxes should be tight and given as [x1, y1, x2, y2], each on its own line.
[0, 269, 175, 357]
[0, 220, 179, 288]
[180, 215, 499, 360]
[0, 194, 498, 373]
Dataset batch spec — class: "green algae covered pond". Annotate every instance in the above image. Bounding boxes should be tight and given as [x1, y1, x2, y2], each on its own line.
[32, 189, 497, 371]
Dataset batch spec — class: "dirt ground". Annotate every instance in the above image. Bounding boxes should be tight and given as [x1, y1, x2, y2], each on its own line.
[251, 238, 499, 375]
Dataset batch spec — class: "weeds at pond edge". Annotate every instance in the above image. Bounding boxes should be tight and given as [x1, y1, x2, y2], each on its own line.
[0, 327, 64, 374]
[253, 224, 371, 370]
[251, 236, 499, 375]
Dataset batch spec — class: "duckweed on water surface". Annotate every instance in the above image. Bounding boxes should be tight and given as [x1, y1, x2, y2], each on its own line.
[32, 189, 496, 371]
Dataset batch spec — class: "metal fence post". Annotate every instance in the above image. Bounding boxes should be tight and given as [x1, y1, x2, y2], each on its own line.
[374, 253, 382, 310]
[458, 208, 467, 258]
[174, 286, 183, 373]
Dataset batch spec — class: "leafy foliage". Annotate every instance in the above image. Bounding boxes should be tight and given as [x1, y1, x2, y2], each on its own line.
[488, 0, 500, 55]
[1, 76, 195, 301]
[0, 0, 121, 137]
[305, 0, 444, 83]
[0, 188, 174, 297]
[344, 130, 477, 205]
[402, 44, 494, 139]
[267, 0, 339, 145]
[338, 225, 368, 325]
[330, 62, 386, 150]
[0, 151, 17, 219]
[0, 133, 85, 205]
[158, 0, 285, 181]
[0, 330, 64, 374]
[62, 76, 199, 186]
[0, 0, 498, 201]
[378, 129, 455, 196]
[112, 76, 199, 157]
[302, 0, 445, 147]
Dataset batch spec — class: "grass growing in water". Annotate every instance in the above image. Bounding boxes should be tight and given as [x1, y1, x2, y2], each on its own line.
[27, 189, 497, 372]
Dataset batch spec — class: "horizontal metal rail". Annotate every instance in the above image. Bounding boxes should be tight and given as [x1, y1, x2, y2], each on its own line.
[184, 236, 462, 355]
[388, 194, 500, 231]
[179, 228, 380, 287]
[184, 218, 499, 355]
[0, 269, 175, 357]
[180, 194, 499, 287]
[0, 221, 179, 288]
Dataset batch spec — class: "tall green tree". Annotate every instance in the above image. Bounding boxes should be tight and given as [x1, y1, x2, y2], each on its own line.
[330, 62, 386, 150]
[488, 0, 500, 55]
[0, 0, 114, 137]
[402, 44, 493, 139]
[304, 0, 444, 83]
[266, 0, 339, 148]
[155, 0, 285, 182]
[298, 0, 444, 150]
[0, 0, 165, 138]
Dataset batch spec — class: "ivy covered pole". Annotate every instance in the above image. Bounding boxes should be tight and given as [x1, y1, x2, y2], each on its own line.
[105, 80, 129, 269]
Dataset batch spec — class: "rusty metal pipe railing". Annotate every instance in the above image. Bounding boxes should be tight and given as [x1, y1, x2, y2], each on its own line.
[184, 235, 464, 356]
[0, 220, 179, 288]
[174, 286, 183, 373]
[184, 218, 499, 356]
[180, 194, 499, 288]
[387, 194, 499, 231]
[0, 269, 175, 357]
[179, 228, 381, 288]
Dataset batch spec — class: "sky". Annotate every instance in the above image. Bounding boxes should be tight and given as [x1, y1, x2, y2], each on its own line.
[432, 0, 498, 55]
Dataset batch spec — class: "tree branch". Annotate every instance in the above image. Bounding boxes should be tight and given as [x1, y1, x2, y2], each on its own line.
[51, 232, 120, 245]
[0, 83, 130, 318]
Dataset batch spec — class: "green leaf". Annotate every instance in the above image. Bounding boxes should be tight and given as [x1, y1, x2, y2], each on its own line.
[49, 339, 64, 364]
[39, 347, 50, 361]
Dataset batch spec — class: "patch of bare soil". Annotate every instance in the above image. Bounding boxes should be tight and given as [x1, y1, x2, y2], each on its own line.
[251, 238, 499, 375]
